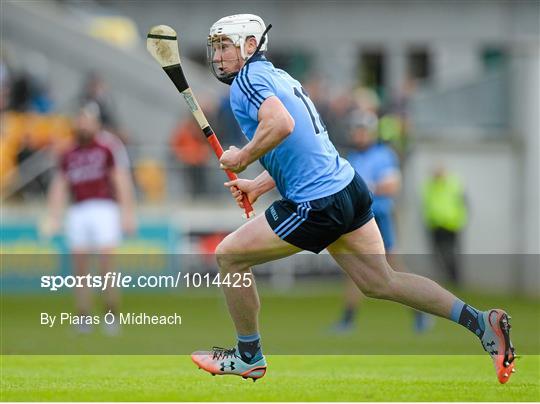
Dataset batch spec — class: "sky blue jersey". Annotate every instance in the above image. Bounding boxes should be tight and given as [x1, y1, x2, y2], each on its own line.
[230, 55, 354, 203]
[347, 142, 399, 216]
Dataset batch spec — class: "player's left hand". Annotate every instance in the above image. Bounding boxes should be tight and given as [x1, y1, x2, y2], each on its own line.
[220, 146, 248, 173]
[39, 216, 61, 238]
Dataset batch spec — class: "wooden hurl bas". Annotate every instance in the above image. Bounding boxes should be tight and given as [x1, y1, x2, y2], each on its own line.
[146, 25, 255, 218]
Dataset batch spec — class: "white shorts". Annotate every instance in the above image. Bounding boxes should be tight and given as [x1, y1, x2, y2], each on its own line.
[65, 199, 122, 250]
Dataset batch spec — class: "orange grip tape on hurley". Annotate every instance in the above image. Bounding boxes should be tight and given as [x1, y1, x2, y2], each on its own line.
[207, 134, 255, 219]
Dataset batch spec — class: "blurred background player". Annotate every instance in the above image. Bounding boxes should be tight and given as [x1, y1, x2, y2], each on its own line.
[79, 72, 118, 134]
[332, 109, 432, 333]
[422, 164, 468, 287]
[43, 102, 136, 334]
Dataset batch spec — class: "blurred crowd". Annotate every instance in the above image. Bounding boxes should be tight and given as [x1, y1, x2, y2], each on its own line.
[170, 74, 416, 198]
[0, 49, 127, 202]
[1, 41, 417, 204]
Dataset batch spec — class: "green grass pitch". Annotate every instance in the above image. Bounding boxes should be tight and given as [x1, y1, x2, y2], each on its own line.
[1, 355, 539, 401]
[1, 286, 539, 401]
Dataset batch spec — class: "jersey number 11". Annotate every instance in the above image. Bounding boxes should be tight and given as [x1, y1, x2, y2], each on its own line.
[293, 87, 327, 135]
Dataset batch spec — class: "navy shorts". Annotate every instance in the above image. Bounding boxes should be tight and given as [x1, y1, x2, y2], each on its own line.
[265, 173, 374, 253]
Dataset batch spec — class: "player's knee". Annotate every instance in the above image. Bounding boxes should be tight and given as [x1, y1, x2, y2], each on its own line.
[360, 270, 395, 299]
[215, 241, 231, 268]
[215, 237, 243, 271]
[361, 282, 388, 299]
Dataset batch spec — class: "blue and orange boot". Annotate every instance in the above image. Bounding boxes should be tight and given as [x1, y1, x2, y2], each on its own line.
[480, 309, 516, 384]
[191, 346, 267, 382]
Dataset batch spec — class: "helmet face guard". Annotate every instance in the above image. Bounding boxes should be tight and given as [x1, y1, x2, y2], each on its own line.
[207, 35, 242, 85]
[207, 14, 269, 85]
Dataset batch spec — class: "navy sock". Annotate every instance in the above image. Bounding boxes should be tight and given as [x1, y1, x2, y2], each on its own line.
[341, 306, 356, 325]
[237, 333, 262, 364]
[450, 299, 485, 338]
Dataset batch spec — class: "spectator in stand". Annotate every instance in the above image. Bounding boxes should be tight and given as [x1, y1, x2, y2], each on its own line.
[30, 78, 54, 114]
[8, 66, 54, 114]
[0, 52, 11, 112]
[170, 117, 212, 197]
[9, 72, 32, 112]
[171, 96, 219, 197]
[379, 78, 417, 161]
[325, 90, 356, 154]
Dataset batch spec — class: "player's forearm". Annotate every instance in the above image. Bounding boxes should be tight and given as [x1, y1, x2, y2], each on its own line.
[114, 169, 136, 216]
[46, 174, 67, 221]
[240, 120, 291, 166]
[239, 98, 295, 166]
[118, 192, 135, 217]
[253, 170, 276, 197]
[118, 189, 135, 218]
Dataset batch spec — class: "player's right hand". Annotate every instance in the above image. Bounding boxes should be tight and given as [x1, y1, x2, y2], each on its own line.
[224, 179, 258, 209]
[121, 213, 137, 236]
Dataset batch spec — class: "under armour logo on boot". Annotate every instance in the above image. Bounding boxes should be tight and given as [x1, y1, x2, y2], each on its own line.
[220, 361, 235, 371]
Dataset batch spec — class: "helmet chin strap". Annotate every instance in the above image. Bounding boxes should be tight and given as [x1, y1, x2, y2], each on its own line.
[219, 24, 273, 86]
[245, 24, 272, 64]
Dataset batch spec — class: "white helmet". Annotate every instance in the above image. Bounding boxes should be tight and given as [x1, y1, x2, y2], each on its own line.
[207, 14, 269, 84]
